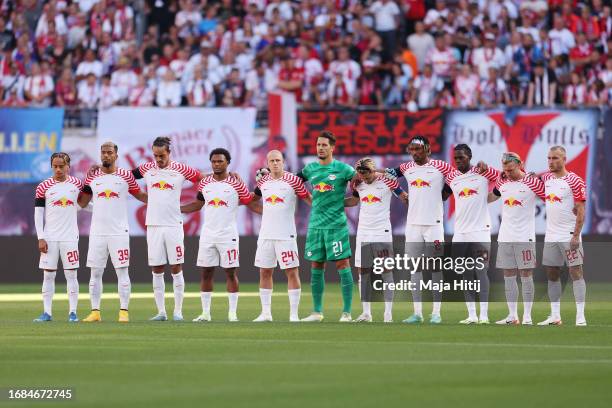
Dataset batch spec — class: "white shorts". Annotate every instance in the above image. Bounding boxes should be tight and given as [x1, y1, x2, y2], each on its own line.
[355, 233, 393, 268]
[146, 225, 184, 266]
[39, 241, 79, 270]
[87, 235, 130, 269]
[496, 242, 537, 270]
[543, 241, 584, 267]
[405, 224, 445, 258]
[255, 239, 300, 269]
[452, 230, 491, 243]
[197, 240, 240, 268]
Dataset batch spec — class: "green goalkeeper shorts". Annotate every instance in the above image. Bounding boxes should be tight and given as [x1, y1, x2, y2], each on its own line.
[305, 227, 352, 262]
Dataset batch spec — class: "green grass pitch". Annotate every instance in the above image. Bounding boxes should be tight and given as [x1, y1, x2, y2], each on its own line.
[1, 283, 612, 408]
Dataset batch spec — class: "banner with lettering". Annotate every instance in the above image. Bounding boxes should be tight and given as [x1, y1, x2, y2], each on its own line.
[443, 108, 599, 234]
[97, 107, 257, 236]
[0, 108, 64, 183]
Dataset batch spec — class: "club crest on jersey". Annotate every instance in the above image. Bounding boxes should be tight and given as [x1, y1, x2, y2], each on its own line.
[51, 197, 74, 207]
[503, 197, 523, 207]
[545, 193, 562, 203]
[97, 189, 120, 199]
[410, 178, 431, 188]
[151, 181, 174, 190]
[361, 194, 382, 204]
[265, 194, 285, 204]
[458, 187, 478, 198]
[207, 198, 228, 207]
[328, 174, 337, 180]
[313, 182, 334, 192]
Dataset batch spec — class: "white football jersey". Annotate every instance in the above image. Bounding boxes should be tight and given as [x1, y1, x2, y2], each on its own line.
[84, 168, 141, 236]
[353, 176, 399, 235]
[257, 172, 308, 240]
[542, 171, 586, 242]
[397, 159, 455, 227]
[495, 176, 545, 242]
[136, 161, 200, 227]
[448, 167, 500, 234]
[35, 176, 83, 241]
[198, 175, 252, 243]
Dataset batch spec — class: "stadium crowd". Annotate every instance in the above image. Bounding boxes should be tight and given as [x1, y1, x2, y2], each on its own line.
[0, 0, 611, 112]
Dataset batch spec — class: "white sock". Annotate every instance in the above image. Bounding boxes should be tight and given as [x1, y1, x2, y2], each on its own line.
[521, 275, 534, 321]
[504, 276, 519, 318]
[200, 291, 212, 315]
[411, 271, 423, 316]
[432, 301, 441, 316]
[64, 269, 79, 314]
[384, 301, 393, 315]
[152, 272, 166, 315]
[466, 301, 477, 319]
[259, 288, 272, 315]
[479, 301, 488, 320]
[362, 301, 371, 315]
[573, 278, 586, 320]
[89, 268, 104, 310]
[115, 267, 131, 310]
[548, 279, 562, 319]
[228, 292, 239, 314]
[172, 271, 184, 317]
[288, 288, 301, 319]
[42, 271, 56, 315]
[431, 271, 443, 312]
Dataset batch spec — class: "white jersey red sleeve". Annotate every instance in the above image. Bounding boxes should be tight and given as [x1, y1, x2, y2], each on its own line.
[542, 171, 586, 242]
[257, 172, 307, 240]
[35, 176, 82, 241]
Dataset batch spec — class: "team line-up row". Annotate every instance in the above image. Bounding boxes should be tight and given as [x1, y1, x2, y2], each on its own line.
[32, 132, 587, 326]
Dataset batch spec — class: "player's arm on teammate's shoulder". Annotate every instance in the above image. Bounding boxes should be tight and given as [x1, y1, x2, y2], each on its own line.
[78, 184, 93, 208]
[248, 187, 263, 214]
[181, 191, 205, 213]
[131, 190, 148, 203]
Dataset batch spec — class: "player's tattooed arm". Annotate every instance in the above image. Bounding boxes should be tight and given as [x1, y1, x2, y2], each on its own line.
[571, 201, 585, 250]
[181, 192, 205, 213]
[132, 190, 148, 203]
[398, 191, 408, 204]
[246, 199, 263, 214]
[78, 189, 92, 208]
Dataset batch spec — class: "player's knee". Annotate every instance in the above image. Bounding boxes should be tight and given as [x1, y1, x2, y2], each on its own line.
[312, 261, 325, 269]
[569, 266, 583, 281]
[152, 265, 165, 273]
[519, 269, 532, 278]
[201, 268, 214, 281]
[545, 267, 561, 281]
[225, 268, 238, 279]
[170, 265, 182, 274]
[336, 258, 350, 270]
[260, 269, 274, 279]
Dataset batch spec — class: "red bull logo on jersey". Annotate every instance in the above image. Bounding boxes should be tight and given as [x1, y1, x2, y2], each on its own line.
[313, 182, 334, 192]
[410, 178, 431, 188]
[265, 194, 285, 205]
[151, 181, 174, 190]
[361, 194, 382, 204]
[504, 197, 523, 207]
[458, 187, 478, 198]
[51, 197, 74, 207]
[546, 193, 562, 203]
[207, 198, 228, 207]
[97, 189, 120, 199]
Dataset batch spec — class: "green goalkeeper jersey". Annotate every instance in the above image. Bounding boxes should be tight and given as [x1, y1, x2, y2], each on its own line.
[299, 159, 356, 230]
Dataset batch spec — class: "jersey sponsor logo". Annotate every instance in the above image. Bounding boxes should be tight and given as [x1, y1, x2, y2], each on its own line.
[457, 187, 478, 198]
[264, 194, 285, 205]
[97, 189, 120, 199]
[410, 178, 431, 188]
[328, 174, 337, 180]
[150, 181, 174, 190]
[207, 198, 229, 207]
[503, 197, 523, 207]
[313, 182, 334, 192]
[361, 194, 382, 204]
[545, 193, 563, 203]
[51, 197, 75, 207]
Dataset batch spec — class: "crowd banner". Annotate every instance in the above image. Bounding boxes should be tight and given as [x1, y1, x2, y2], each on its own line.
[98, 107, 257, 236]
[0, 108, 64, 183]
[443, 108, 600, 234]
[295, 108, 445, 235]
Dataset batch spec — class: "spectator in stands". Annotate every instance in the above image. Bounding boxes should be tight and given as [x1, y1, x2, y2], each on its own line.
[1, 61, 25, 103]
[327, 69, 355, 108]
[472, 32, 506, 80]
[55, 67, 77, 107]
[369, 0, 401, 63]
[527, 61, 557, 108]
[426, 33, 455, 85]
[24, 62, 54, 107]
[481, 66, 510, 108]
[549, 13, 576, 58]
[186, 65, 214, 107]
[454, 64, 480, 108]
[407, 21, 434, 71]
[156, 69, 182, 107]
[76, 48, 103, 83]
[98, 74, 120, 109]
[110, 56, 138, 104]
[564, 71, 587, 108]
[129, 75, 155, 107]
[277, 56, 304, 102]
[411, 63, 443, 109]
[359, 60, 383, 107]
